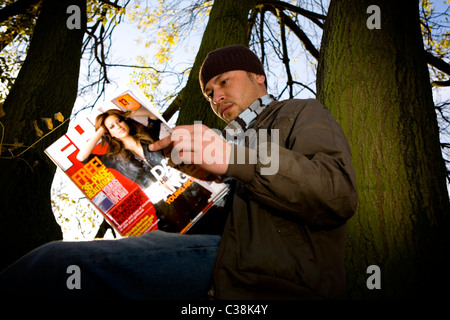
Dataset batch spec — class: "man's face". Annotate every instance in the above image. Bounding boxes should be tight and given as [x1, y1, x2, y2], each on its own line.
[203, 70, 267, 123]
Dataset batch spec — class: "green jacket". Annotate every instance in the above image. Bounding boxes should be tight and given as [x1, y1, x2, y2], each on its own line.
[210, 99, 358, 299]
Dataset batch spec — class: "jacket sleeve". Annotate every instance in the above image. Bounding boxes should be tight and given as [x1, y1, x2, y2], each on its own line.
[224, 99, 358, 229]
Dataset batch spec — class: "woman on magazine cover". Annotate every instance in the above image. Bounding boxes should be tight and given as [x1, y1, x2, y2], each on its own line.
[76, 108, 212, 232]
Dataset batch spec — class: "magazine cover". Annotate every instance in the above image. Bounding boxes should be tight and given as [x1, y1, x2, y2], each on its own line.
[45, 84, 229, 237]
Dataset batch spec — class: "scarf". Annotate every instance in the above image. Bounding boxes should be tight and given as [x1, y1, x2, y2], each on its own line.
[222, 94, 275, 145]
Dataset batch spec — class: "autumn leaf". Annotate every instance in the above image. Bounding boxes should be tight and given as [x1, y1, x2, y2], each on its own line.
[33, 120, 43, 137]
[42, 117, 53, 130]
[54, 112, 64, 123]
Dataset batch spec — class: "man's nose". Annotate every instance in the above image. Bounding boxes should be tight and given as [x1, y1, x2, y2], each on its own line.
[213, 90, 225, 105]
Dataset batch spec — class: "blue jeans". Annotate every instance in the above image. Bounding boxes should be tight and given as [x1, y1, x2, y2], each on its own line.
[0, 231, 220, 299]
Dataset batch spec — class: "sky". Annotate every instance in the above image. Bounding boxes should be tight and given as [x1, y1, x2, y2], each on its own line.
[52, 0, 450, 240]
[73, 6, 205, 123]
[72, 0, 322, 121]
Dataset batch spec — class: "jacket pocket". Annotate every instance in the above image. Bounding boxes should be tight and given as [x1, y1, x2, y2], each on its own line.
[272, 214, 321, 291]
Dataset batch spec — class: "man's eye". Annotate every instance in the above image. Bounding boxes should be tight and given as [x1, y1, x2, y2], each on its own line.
[221, 79, 228, 85]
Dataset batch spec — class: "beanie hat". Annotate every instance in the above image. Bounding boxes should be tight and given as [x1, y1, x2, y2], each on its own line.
[199, 45, 266, 92]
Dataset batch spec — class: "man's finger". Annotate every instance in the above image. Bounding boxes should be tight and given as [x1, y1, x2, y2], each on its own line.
[148, 134, 173, 152]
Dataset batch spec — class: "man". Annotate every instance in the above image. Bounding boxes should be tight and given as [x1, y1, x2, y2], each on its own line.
[0, 45, 357, 299]
[152, 45, 358, 299]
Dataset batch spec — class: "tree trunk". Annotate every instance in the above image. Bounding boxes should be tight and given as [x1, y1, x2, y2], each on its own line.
[317, 0, 450, 299]
[176, 0, 258, 129]
[0, 0, 86, 269]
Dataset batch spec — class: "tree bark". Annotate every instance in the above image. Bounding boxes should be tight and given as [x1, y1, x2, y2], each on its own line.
[317, 0, 450, 298]
[0, 0, 86, 269]
[175, 0, 259, 129]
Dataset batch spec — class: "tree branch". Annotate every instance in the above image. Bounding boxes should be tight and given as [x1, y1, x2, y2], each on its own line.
[277, 8, 294, 98]
[94, 219, 116, 238]
[98, 0, 123, 10]
[432, 79, 450, 87]
[0, 0, 41, 24]
[426, 51, 450, 76]
[259, 8, 266, 65]
[292, 80, 316, 96]
[425, 51, 450, 86]
[162, 87, 185, 121]
[0, 28, 18, 52]
[265, 5, 320, 60]
[281, 10, 319, 59]
[248, 6, 259, 43]
[257, 0, 325, 28]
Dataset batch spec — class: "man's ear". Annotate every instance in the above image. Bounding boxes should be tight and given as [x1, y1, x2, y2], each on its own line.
[254, 73, 266, 85]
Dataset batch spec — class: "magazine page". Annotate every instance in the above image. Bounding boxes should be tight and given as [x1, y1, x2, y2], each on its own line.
[45, 85, 229, 237]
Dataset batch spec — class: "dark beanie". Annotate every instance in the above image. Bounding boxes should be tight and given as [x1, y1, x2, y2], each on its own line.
[199, 45, 266, 92]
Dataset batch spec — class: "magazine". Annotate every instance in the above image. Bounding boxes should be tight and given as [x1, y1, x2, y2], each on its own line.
[45, 84, 229, 237]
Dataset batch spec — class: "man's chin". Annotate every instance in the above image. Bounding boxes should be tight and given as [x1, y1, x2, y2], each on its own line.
[222, 115, 234, 123]
[222, 111, 238, 123]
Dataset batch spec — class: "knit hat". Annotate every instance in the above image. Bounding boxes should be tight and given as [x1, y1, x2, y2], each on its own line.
[199, 45, 266, 92]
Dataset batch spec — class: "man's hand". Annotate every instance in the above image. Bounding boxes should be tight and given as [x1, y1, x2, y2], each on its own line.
[149, 123, 231, 176]
[129, 108, 159, 120]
